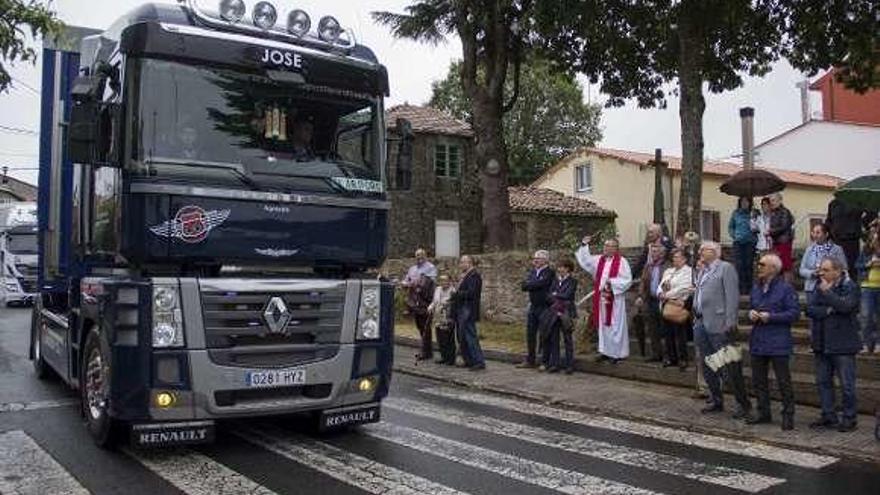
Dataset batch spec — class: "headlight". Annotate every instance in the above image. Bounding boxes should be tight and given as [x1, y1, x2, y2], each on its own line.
[5, 283, 19, 292]
[153, 286, 177, 312]
[252, 1, 277, 30]
[218, 0, 245, 22]
[287, 9, 310, 36]
[356, 285, 381, 340]
[152, 284, 185, 348]
[318, 16, 341, 43]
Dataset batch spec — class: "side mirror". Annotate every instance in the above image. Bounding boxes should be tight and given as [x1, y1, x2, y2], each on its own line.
[67, 75, 103, 164]
[394, 118, 413, 190]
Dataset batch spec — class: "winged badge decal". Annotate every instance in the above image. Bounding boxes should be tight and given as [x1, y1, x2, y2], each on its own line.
[149, 205, 231, 243]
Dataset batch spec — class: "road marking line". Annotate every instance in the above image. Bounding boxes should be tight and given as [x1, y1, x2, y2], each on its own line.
[386, 397, 784, 493]
[124, 447, 278, 495]
[0, 398, 79, 414]
[419, 387, 838, 469]
[0, 430, 89, 495]
[233, 425, 470, 495]
[364, 422, 660, 495]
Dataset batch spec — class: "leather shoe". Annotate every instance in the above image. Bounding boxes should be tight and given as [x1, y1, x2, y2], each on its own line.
[781, 416, 795, 431]
[564, 368, 574, 375]
[837, 420, 857, 432]
[701, 404, 724, 414]
[547, 366, 560, 374]
[809, 417, 839, 430]
[732, 408, 752, 420]
[745, 414, 772, 425]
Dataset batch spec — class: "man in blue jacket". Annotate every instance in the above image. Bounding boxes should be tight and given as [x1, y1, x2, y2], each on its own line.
[745, 253, 800, 430]
[806, 256, 862, 432]
[451, 255, 486, 371]
[517, 250, 555, 369]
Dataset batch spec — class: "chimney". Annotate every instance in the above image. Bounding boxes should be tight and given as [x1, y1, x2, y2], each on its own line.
[740, 107, 755, 170]
[795, 80, 811, 123]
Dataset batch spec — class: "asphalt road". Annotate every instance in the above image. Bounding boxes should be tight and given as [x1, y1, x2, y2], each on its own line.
[1, 306, 878, 494]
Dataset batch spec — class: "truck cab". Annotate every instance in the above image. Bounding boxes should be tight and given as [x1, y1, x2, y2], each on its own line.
[31, 0, 403, 448]
[1, 224, 39, 306]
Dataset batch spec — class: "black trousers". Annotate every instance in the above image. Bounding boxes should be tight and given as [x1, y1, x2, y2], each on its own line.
[526, 305, 548, 364]
[663, 319, 689, 365]
[644, 296, 663, 360]
[414, 313, 433, 358]
[750, 355, 795, 419]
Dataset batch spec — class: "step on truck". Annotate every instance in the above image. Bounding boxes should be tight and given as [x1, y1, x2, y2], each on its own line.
[30, 0, 405, 448]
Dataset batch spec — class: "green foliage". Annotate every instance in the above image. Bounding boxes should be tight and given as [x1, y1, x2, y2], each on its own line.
[430, 58, 603, 185]
[0, 0, 63, 92]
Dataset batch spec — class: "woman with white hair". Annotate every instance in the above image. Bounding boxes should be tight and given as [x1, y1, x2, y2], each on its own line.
[746, 253, 800, 430]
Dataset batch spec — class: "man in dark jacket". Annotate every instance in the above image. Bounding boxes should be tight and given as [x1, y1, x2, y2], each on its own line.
[806, 256, 862, 432]
[517, 250, 555, 368]
[746, 253, 800, 430]
[451, 255, 485, 371]
[826, 198, 876, 281]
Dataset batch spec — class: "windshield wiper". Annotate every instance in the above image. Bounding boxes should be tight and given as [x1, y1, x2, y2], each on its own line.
[146, 158, 260, 190]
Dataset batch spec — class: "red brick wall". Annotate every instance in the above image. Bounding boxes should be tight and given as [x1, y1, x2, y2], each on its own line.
[813, 72, 880, 125]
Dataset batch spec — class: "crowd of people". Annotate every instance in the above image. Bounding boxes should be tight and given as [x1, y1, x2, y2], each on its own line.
[400, 192, 878, 433]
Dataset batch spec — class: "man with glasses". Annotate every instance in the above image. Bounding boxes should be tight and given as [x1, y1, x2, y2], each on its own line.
[746, 253, 799, 430]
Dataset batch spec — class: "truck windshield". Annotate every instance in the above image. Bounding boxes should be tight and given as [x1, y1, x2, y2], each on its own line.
[133, 58, 383, 187]
[7, 234, 37, 254]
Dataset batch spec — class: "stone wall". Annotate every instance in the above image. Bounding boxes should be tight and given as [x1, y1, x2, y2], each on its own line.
[512, 212, 614, 254]
[386, 131, 482, 259]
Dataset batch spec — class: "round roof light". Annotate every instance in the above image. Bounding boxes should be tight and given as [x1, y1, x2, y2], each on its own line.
[218, 0, 245, 22]
[287, 9, 311, 37]
[318, 16, 342, 43]
[252, 1, 278, 30]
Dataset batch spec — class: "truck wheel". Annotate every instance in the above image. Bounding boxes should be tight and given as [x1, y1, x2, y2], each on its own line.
[31, 306, 52, 380]
[80, 330, 122, 449]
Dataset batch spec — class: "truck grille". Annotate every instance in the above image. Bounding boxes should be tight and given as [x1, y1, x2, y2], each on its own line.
[200, 286, 345, 349]
[14, 265, 37, 293]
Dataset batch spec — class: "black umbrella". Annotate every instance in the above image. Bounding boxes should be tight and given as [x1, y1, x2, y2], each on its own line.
[719, 169, 786, 197]
[834, 174, 880, 211]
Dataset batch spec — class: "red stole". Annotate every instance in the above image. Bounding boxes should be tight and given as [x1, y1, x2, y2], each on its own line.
[592, 254, 622, 328]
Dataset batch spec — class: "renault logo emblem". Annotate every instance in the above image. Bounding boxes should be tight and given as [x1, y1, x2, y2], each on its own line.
[263, 296, 291, 334]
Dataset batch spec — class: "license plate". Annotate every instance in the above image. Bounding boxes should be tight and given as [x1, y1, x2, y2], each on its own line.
[245, 368, 306, 388]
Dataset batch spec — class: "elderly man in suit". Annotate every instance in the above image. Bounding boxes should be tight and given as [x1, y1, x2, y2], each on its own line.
[517, 250, 556, 369]
[451, 255, 486, 371]
[693, 241, 752, 419]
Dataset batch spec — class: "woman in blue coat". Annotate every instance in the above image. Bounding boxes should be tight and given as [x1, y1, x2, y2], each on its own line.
[746, 253, 800, 430]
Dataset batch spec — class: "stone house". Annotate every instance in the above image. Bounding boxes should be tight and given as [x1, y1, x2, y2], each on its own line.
[508, 186, 615, 252]
[385, 104, 482, 259]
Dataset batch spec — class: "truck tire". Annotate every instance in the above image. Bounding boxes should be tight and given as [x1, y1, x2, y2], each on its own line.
[31, 305, 52, 380]
[80, 329, 123, 449]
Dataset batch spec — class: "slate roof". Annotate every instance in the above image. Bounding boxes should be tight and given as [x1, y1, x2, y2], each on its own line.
[508, 186, 615, 218]
[536, 147, 844, 190]
[386, 104, 473, 137]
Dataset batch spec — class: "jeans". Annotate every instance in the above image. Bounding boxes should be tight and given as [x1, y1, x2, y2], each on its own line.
[859, 288, 880, 352]
[733, 241, 755, 294]
[456, 309, 485, 367]
[814, 353, 858, 422]
[526, 305, 548, 365]
[694, 323, 751, 411]
[750, 355, 795, 419]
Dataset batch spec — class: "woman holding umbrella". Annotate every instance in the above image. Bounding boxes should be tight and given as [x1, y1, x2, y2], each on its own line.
[729, 197, 758, 294]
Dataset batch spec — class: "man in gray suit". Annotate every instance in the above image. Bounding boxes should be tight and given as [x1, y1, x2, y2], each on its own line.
[693, 241, 752, 418]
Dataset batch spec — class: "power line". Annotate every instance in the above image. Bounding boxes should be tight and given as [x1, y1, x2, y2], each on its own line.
[11, 77, 39, 95]
[0, 124, 38, 136]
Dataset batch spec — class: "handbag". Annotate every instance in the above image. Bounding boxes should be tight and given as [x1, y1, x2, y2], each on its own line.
[662, 299, 690, 324]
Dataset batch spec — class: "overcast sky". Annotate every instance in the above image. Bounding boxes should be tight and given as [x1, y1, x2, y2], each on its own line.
[0, 0, 823, 186]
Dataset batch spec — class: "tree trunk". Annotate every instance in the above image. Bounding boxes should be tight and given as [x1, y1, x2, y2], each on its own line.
[472, 95, 514, 251]
[675, 21, 706, 239]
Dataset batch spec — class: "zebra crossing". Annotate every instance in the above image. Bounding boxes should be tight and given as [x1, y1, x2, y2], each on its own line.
[0, 385, 846, 495]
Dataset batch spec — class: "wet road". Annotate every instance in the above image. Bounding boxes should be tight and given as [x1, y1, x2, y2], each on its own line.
[0, 306, 878, 494]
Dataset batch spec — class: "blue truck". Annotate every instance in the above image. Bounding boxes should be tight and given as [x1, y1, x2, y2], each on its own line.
[30, 0, 403, 448]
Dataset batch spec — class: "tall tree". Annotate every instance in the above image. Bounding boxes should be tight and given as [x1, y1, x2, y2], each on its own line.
[535, 0, 878, 237]
[430, 58, 603, 185]
[373, 1, 533, 250]
[0, 0, 62, 92]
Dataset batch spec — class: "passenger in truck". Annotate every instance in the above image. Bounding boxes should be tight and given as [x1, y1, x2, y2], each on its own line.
[290, 116, 315, 160]
[179, 124, 200, 160]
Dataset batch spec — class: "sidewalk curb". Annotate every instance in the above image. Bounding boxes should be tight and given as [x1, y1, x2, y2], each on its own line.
[393, 336, 880, 465]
